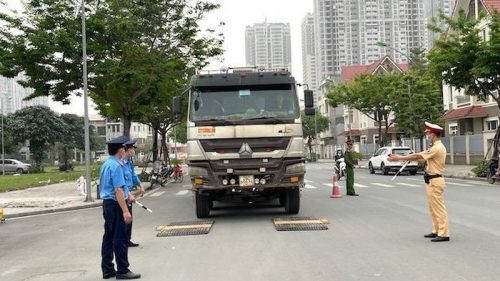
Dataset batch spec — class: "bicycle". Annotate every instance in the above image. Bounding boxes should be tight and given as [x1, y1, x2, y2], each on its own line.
[173, 171, 184, 183]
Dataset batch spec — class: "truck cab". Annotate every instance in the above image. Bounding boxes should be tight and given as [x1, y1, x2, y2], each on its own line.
[173, 66, 315, 218]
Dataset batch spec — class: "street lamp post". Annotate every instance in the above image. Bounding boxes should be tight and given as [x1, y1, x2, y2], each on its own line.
[377, 40, 415, 149]
[1, 95, 5, 176]
[80, 0, 93, 202]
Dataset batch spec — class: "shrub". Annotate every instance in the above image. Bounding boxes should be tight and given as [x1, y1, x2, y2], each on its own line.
[59, 162, 74, 172]
[471, 160, 489, 177]
[352, 151, 363, 160]
[170, 158, 183, 165]
[138, 171, 150, 182]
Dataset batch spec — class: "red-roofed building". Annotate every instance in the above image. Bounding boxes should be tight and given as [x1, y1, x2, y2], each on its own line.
[331, 56, 408, 146]
[441, 0, 500, 138]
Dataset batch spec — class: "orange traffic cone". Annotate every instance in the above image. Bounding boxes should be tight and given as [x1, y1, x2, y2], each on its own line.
[330, 174, 342, 198]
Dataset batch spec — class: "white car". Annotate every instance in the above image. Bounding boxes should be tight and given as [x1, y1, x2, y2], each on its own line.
[368, 146, 418, 175]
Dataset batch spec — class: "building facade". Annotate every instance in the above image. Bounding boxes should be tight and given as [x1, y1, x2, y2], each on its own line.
[301, 13, 318, 105]
[440, 0, 500, 141]
[0, 73, 49, 114]
[312, 0, 428, 86]
[245, 22, 292, 71]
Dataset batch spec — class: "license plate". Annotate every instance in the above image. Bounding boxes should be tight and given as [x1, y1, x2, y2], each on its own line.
[239, 175, 254, 187]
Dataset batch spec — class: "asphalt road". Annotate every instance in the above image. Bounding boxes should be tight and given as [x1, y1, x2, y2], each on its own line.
[2, 162, 500, 281]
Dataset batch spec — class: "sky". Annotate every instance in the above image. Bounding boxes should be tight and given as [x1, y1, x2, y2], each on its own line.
[8, 0, 313, 116]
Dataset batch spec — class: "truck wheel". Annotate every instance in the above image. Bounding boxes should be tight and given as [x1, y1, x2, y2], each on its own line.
[279, 195, 285, 207]
[284, 188, 300, 214]
[195, 192, 210, 218]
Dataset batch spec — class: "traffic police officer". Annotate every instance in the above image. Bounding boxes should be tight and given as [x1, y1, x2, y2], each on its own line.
[123, 138, 145, 247]
[388, 122, 450, 242]
[344, 139, 359, 196]
[100, 136, 142, 279]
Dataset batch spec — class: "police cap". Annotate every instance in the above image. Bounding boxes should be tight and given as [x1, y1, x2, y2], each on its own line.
[424, 122, 443, 134]
[106, 135, 129, 146]
[124, 138, 138, 148]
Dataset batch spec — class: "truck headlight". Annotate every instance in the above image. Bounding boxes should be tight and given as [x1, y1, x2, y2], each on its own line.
[286, 163, 306, 174]
[188, 166, 209, 177]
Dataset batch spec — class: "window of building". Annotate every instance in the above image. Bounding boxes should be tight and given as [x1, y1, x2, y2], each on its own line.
[361, 136, 367, 144]
[485, 119, 498, 131]
[449, 123, 458, 135]
[373, 135, 379, 144]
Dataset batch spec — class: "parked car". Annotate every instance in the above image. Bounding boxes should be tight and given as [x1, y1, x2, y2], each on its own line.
[0, 159, 31, 174]
[368, 146, 418, 175]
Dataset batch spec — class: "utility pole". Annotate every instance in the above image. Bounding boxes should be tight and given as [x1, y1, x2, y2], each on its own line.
[80, 0, 93, 202]
[377, 40, 416, 150]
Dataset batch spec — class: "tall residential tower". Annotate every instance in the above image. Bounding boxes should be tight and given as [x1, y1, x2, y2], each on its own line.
[245, 22, 292, 71]
[313, 0, 428, 87]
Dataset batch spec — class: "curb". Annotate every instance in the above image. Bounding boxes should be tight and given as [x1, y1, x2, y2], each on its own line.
[356, 165, 487, 182]
[3, 183, 161, 219]
[4, 202, 102, 219]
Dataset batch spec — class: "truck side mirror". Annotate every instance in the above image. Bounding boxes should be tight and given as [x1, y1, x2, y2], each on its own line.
[304, 90, 314, 108]
[172, 96, 182, 122]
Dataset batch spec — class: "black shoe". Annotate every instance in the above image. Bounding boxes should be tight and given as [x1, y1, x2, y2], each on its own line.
[424, 233, 438, 238]
[102, 272, 116, 279]
[346, 193, 359, 196]
[431, 236, 450, 242]
[128, 242, 139, 247]
[116, 271, 141, 279]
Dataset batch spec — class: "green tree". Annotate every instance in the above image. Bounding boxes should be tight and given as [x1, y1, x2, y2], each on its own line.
[168, 123, 188, 145]
[7, 106, 65, 171]
[327, 74, 403, 147]
[428, 10, 500, 141]
[2, 115, 22, 158]
[301, 111, 330, 157]
[0, 0, 223, 137]
[389, 48, 444, 151]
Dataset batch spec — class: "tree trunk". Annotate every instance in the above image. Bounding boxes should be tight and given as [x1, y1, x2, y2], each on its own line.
[377, 123, 383, 148]
[152, 127, 159, 162]
[160, 130, 170, 164]
[121, 115, 132, 138]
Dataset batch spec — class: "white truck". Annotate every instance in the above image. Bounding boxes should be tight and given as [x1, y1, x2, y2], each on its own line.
[173, 66, 315, 218]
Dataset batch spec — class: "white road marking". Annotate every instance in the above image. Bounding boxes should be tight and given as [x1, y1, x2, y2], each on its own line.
[175, 190, 190, 195]
[354, 183, 368, 188]
[372, 183, 395, 187]
[304, 184, 317, 189]
[446, 182, 472, 187]
[150, 191, 165, 197]
[396, 183, 420, 187]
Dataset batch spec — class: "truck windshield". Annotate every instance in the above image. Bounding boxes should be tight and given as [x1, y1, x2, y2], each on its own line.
[189, 84, 299, 122]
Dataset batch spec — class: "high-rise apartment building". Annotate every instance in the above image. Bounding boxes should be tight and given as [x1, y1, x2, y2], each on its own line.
[0, 73, 49, 114]
[426, 0, 456, 48]
[301, 13, 318, 104]
[245, 22, 292, 71]
[313, 0, 428, 86]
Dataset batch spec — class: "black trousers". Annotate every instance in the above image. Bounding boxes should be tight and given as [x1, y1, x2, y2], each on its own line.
[101, 199, 129, 274]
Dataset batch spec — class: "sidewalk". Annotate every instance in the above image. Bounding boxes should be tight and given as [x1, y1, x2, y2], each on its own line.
[0, 161, 481, 220]
[0, 167, 158, 220]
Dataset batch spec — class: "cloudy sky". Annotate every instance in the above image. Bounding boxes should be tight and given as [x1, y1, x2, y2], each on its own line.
[8, 0, 313, 116]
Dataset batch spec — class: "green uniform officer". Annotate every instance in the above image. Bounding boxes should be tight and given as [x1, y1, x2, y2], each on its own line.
[344, 139, 359, 196]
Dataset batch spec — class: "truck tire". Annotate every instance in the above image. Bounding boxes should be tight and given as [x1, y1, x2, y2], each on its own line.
[284, 187, 300, 214]
[195, 192, 210, 218]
